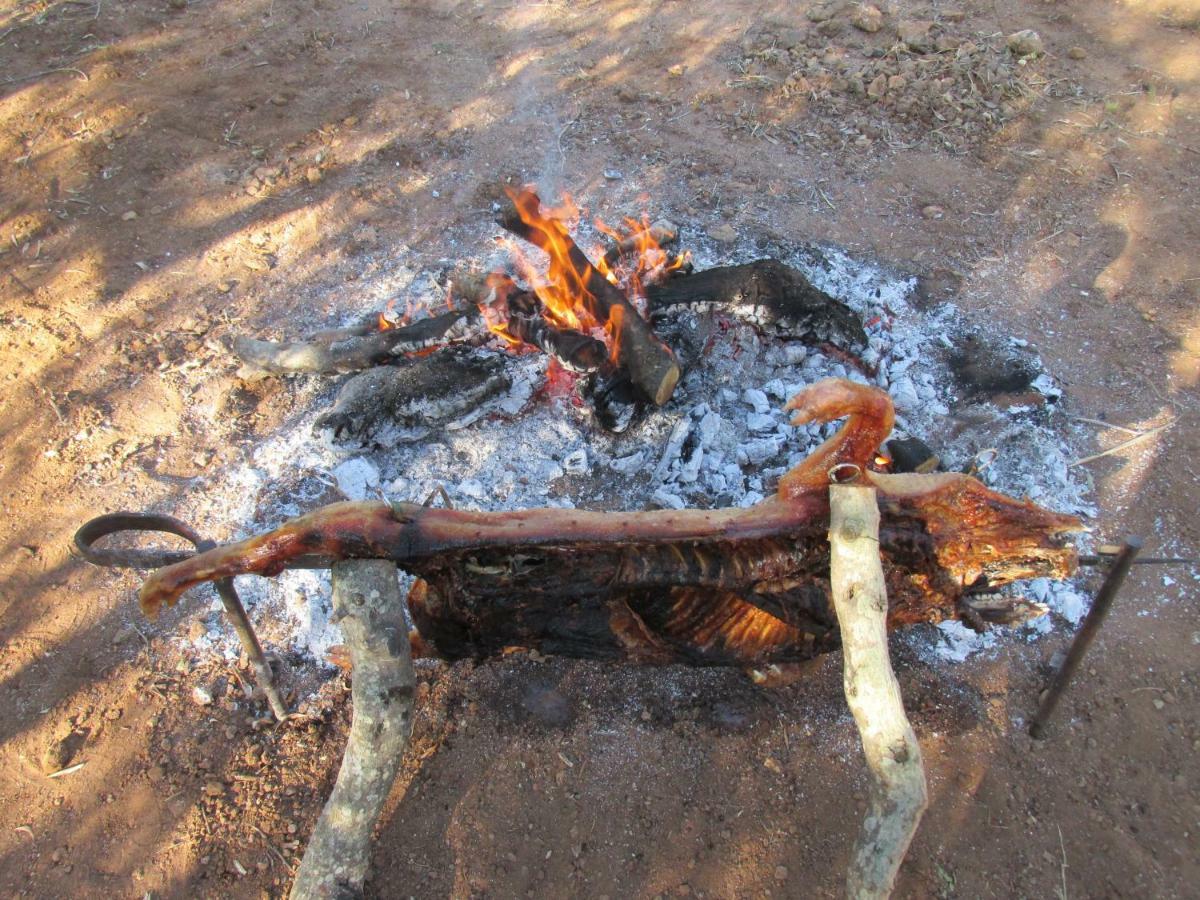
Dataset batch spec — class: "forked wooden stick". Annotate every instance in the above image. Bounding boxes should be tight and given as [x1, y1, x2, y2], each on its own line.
[290, 560, 415, 900]
[829, 483, 928, 899]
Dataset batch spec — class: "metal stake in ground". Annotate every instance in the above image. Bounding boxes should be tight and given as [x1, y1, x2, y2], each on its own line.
[1029, 536, 1143, 739]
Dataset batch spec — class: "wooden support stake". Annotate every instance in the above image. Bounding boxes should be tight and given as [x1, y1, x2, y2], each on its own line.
[829, 483, 928, 900]
[290, 560, 415, 900]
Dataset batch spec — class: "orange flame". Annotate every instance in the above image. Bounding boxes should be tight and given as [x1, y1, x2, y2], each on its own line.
[505, 187, 606, 335]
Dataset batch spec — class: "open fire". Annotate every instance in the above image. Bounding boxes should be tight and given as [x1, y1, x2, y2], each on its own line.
[212, 184, 1093, 668]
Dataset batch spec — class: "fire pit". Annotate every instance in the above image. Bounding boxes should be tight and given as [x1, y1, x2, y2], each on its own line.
[76, 186, 1105, 898]
[191, 187, 1092, 669]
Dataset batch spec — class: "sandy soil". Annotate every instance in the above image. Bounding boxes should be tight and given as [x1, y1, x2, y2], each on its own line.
[1, 0, 1198, 897]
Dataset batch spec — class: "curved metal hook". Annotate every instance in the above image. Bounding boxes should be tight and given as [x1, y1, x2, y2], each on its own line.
[74, 512, 206, 569]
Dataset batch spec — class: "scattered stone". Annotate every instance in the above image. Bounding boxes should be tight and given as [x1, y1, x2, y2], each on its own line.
[603, 169, 624, 181]
[1067, 46, 1087, 60]
[867, 73, 888, 99]
[707, 223, 738, 244]
[850, 4, 883, 33]
[774, 865, 789, 882]
[920, 204, 945, 220]
[1006, 30, 1044, 57]
[304, 166, 323, 185]
[896, 20, 935, 53]
[121, 210, 138, 221]
[806, 1, 845, 23]
[191, 685, 214, 706]
[269, 94, 290, 106]
[667, 64, 685, 77]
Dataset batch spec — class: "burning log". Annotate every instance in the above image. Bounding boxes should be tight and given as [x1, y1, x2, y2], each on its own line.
[134, 379, 1083, 669]
[232, 306, 483, 376]
[646, 259, 868, 350]
[499, 188, 682, 405]
[601, 218, 679, 270]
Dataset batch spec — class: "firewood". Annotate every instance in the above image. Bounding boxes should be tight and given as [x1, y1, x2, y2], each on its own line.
[499, 188, 682, 405]
[232, 306, 482, 375]
[136, 380, 1083, 670]
[829, 483, 927, 899]
[645, 259, 868, 350]
[289, 560, 415, 900]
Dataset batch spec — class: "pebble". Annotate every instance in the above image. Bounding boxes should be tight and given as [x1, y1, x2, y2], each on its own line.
[1067, 46, 1087, 60]
[707, 223, 738, 244]
[1006, 30, 1044, 57]
[920, 204, 945, 220]
[851, 3, 883, 33]
[121, 210, 138, 221]
[896, 20, 934, 53]
[192, 686, 214, 706]
[603, 169, 624, 181]
[775, 865, 789, 882]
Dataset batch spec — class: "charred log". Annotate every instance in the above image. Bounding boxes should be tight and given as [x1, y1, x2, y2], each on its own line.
[233, 306, 483, 376]
[499, 188, 682, 405]
[313, 348, 511, 448]
[601, 219, 679, 269]
[137, 380, 1082, 670]
[645, 259, 868, 350]
[585, 366, 642, 433]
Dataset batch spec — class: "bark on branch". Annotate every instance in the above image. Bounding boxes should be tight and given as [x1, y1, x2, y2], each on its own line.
[290, 560, 415, 900]
[829, 484, 928, 899]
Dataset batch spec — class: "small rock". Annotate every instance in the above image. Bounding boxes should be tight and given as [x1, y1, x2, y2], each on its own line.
[343, 115, 360, 126]
[216, 281, 234, 293]
[192, 685, 214, 706]
[121, 210, 138, 221]
[1152, 698, 1165, 710]
[775, 865, 789, 882]
[867, 73, 888, 99]
[1006, 30, 1044, 57]
[806, 1, 845, 23]
[603, 169, 624, 181]
[269, 94, 290, 106]
[667, 64, 685, 77]
[707, 223, 738, 244]
[920, 204, 945, 220]
[1067, 46, 1087, 60]
[896, 20, 934, 53]
[203, 780, 225, 797]
[850, 4, 882, 33]
[304, 166, 323, 185]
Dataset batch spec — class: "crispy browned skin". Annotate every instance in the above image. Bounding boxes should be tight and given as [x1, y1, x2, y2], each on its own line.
[139, 379, 1082, 666]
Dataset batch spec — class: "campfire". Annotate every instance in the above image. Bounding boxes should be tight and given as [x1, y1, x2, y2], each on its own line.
[76, 189, 1107, 898]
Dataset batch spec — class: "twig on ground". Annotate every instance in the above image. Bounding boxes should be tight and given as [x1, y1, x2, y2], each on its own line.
[1068, 420, 1173, 467]
[0, 66, 89, 86]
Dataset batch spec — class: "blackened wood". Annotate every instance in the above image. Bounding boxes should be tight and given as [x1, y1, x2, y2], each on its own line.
[498, 190, 681, 405]
[645, 259, 867, 350]
[233, 307, 482, 375]
[507, 315, 608, 373]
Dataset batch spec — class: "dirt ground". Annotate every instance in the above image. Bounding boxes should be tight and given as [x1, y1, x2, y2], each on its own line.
[2, 0, 1199, 897]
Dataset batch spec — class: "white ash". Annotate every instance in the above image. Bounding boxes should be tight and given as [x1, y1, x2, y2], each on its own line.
[165, 232, 1101, 671]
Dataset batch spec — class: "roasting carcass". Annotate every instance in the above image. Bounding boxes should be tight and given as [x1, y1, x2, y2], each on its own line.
[138, 379, 1082, 668]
